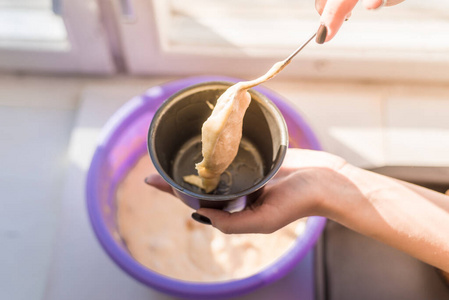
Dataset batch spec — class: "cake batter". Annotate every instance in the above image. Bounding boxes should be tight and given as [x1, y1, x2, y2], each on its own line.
[117, 155, 307, 282]
[185, 61, 290, 193]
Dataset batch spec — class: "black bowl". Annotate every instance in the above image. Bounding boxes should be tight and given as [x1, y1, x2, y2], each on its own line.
[148, 81, 288, 212]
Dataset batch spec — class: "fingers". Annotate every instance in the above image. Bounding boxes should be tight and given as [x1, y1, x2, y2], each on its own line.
[196, 206, 277, 234]
[318, 0, 359, 43]
[144, 174, 174, 195]
[315, 0, 327, 15]
[195, 176, 304, 234]
[316, 0, 406, 43]
[362, 0, 384, 10]
[382, 0, 406, 7]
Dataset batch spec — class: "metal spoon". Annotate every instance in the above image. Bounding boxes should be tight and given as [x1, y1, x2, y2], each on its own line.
[240, 32, 317, 89]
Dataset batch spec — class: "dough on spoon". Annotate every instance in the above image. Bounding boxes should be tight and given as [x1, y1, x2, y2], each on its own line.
[184, 83, 251, 193]
[184, 61, 289, 193]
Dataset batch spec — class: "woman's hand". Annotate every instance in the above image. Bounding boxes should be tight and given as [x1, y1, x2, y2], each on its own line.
[197, 149, 353, 234]
[315, 0, 407, 43]
[145, 149, 351, 233]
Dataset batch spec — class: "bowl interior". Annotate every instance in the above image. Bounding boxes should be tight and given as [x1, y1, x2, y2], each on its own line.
[148, 82, 289, 202]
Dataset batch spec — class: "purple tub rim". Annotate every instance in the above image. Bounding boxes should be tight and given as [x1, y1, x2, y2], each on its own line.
[86, 76, 326, 299]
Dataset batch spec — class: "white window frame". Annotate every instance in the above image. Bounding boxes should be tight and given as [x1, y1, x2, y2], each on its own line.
[109, 0, 449, 83]
[0, 0, 116, 74]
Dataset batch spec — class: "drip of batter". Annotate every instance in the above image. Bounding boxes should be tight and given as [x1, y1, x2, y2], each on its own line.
[184, 60, 290, 193]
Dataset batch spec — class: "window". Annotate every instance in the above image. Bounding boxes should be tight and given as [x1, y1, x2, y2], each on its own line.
[0, 0, 115, 74]
[110, 0, 449, 82]
[0, 0, 448, 81]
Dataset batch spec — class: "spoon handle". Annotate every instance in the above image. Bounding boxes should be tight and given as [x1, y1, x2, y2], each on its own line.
[284, 32, 317, 64]
[239, 32, 317, 90]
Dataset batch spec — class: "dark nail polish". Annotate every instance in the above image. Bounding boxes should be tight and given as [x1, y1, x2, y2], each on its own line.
[316, 24, 327, 44]
[144, 176, 151, 184]
[191, 212, 211, 225]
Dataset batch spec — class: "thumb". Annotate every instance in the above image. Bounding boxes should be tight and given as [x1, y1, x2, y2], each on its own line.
[144, 173, 174, 195]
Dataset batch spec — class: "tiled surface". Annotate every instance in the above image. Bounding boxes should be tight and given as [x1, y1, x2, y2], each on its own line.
[384, 85, 449, 166]
[0, 74, 85, 109]
[267, 79, 449, 168]
[267, 80, 385, 168]
[0, 107, 75, 300]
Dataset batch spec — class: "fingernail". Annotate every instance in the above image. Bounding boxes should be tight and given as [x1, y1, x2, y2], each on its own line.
[144, 176, 151, 184]
[316, 24, 327, 44]
[191, 212, 211, 225]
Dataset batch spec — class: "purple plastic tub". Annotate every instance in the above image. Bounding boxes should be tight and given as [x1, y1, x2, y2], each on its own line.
[86, 76, 326, 299]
